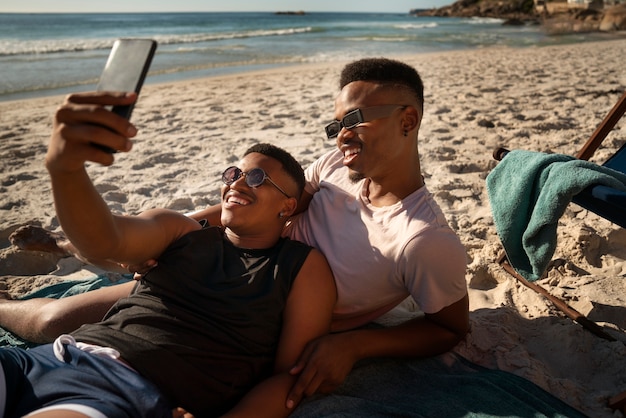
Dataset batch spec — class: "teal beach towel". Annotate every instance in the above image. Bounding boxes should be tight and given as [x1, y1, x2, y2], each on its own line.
[486, 150, 626, 281]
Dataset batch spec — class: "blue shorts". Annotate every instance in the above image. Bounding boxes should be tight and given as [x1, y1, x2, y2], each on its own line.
[0, 343, 173, 418]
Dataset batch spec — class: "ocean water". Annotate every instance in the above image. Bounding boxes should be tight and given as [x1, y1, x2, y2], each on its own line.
[0, 12, 607, 102]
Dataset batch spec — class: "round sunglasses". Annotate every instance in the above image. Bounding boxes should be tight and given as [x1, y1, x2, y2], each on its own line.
[222, 166, 291, 198]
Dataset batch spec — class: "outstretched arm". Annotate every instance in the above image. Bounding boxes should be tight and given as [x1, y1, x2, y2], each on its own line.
[0, 93, 207, 346]
[222, 248, 336, 417]
[46, 92, 199, 265]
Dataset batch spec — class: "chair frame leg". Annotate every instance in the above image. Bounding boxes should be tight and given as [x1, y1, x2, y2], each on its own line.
[496, 251, 616, 342]
[575, 90, 626, 161]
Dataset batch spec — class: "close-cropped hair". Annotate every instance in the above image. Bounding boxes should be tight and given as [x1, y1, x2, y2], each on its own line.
[340, 58, 424, 113]
[244, 143, 305, 199]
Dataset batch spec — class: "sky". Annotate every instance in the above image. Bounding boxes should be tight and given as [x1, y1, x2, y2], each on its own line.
[0, 0, 454, 14]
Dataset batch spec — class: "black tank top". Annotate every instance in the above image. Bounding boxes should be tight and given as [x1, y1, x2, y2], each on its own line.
[72, 227, 313, 417]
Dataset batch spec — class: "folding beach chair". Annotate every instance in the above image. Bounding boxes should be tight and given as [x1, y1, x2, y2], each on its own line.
[570, 92, 626, 228]
[490, 91, 626, 413]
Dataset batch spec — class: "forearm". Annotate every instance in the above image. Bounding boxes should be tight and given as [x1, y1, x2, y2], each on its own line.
[346, 294, 469, 360]
[221, 373, 296, 418]
[341, 315, 466, 361]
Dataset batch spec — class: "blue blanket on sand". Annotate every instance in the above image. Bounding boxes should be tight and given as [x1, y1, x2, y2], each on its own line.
[293, 353, 587, 418]
[1, 275, 588, 417]
[486, 150, 626, 281]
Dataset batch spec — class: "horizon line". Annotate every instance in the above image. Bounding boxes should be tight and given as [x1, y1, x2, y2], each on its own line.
[0, 10, 432, 14]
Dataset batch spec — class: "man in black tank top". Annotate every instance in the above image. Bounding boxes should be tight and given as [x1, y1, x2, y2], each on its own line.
[0, 93, 336, 418]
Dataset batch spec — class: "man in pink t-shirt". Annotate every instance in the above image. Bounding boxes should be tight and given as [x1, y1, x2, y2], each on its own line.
[281, 58, 468, 406]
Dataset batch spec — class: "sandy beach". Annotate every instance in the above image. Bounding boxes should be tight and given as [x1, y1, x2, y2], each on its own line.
[1, 39, 626, 416]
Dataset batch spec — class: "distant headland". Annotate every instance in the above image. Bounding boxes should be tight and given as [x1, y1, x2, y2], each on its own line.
[411, 0, 626, 34]
[275, 11, 306, 15]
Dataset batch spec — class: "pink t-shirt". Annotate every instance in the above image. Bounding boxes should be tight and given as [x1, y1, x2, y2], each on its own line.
[284, 149, 467, 331]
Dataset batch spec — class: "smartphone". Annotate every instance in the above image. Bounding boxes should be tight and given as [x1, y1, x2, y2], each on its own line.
[94, 38, 157, 152]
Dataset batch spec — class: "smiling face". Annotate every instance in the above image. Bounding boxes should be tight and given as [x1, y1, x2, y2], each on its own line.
[220, 152, 297, 246]
[333, 81, 420, 184]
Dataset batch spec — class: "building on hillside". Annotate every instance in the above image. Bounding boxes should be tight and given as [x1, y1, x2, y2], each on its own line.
[566, 0, 604, 9]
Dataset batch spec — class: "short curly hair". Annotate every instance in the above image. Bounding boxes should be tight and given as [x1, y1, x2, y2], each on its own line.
[244, 143, 305, 199]
[339, 58, 424, 113]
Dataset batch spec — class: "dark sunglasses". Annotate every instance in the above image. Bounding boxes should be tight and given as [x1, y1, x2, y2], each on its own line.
[222, 166, 291, 198]
[324, 104, 407, 139]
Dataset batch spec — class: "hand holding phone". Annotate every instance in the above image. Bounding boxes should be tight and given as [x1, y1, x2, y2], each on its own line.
[93, 38, 157, 153]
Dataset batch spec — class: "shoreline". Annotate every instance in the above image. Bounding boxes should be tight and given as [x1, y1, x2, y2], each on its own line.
[3, 35, 626, 105]
[1, 38, 626, 417]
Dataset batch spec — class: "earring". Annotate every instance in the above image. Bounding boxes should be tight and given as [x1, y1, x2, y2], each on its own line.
[403, 130, 408, 137]
[278, 212, 284, 218]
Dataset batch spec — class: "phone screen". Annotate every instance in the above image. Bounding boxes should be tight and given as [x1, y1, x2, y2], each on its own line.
[93, 39, 157, 153]
[96, 38, 157, 120]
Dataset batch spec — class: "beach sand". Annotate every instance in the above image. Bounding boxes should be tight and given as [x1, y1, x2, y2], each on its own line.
[1, 39, 626, 416]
